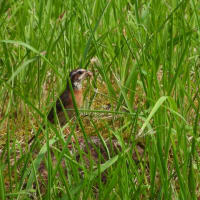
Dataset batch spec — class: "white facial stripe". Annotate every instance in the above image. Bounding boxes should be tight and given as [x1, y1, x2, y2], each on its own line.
[78, 73, 87, 80]
[77, 69, 86, 73]
[70, 69, 86, 77]
[70, 71, 76, 77]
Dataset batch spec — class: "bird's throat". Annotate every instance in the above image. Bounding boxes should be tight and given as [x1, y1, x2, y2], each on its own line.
[73, 81, 82, 90]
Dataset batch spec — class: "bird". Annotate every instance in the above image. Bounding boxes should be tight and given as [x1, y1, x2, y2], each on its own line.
[28, 68, 93, 144]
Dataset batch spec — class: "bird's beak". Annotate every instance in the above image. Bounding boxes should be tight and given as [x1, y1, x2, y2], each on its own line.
[86, 71, 93, 77]
[78, 70, 93, 82]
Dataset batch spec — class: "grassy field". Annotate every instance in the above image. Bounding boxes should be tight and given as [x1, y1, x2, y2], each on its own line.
[0, 0, 200, 199]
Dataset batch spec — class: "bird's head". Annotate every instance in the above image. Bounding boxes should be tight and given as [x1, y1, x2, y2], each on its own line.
[69, 68, 93, 90]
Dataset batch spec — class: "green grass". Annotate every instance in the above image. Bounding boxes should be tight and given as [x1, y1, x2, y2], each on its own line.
[0, 0, 200, 199]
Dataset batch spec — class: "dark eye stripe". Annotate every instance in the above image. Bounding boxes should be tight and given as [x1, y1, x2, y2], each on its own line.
[70, 69, 85, 78]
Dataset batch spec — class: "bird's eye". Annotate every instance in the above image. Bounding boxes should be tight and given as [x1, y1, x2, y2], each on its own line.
[78, 71, 83, 75]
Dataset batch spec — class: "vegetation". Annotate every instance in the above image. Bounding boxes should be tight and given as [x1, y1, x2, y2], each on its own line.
[0, 0, 199, 199]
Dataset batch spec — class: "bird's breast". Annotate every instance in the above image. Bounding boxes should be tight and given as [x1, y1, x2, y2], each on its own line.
[72, 89, 83, 108]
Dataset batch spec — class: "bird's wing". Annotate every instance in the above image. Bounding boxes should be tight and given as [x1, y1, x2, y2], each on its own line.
[47, 90, 71, 122]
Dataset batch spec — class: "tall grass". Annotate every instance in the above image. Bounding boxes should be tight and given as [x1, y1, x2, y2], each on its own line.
[0, 0, 200, 199]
